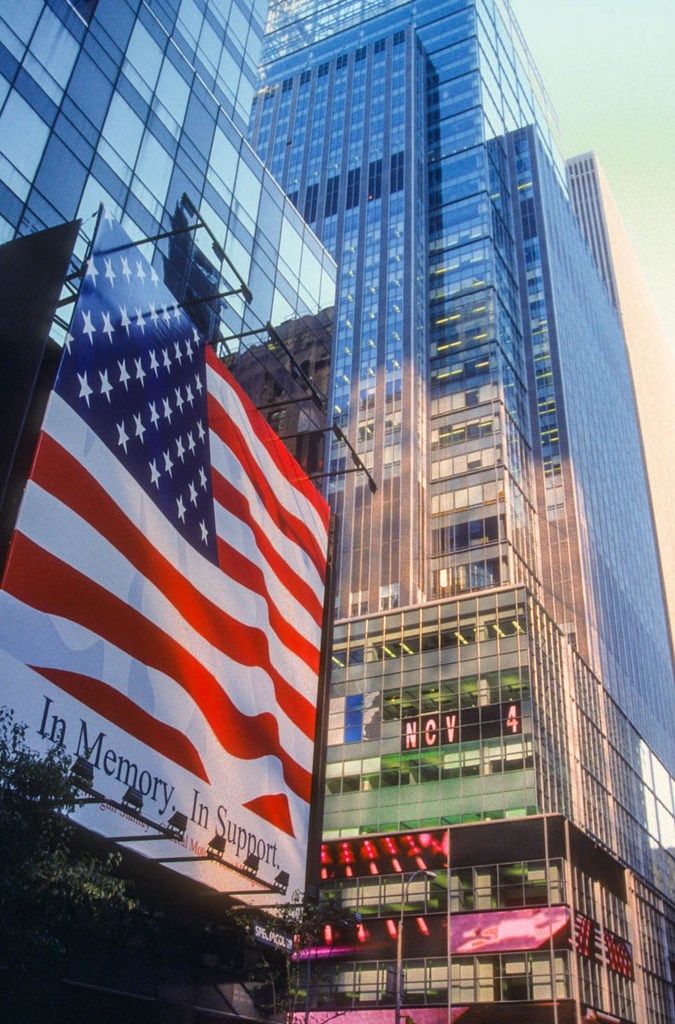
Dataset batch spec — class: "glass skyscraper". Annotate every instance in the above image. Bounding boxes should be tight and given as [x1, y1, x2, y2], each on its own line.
[250, 1, 675, 1021]
[566, 151, 675, 655]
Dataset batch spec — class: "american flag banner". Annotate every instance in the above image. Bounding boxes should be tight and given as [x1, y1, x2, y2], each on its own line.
[574, 911, 599, 959]
[603, 927, 634, 979]
[0, 211, 329, 899]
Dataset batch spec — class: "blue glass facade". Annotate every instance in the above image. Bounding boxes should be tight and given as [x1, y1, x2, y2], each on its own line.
[0, 0, 335, 351]
[252, 1, 674, 1020]
[507, 125, 674, 774]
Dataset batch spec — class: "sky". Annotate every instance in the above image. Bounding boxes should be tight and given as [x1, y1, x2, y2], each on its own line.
[510, 0, 675, 348]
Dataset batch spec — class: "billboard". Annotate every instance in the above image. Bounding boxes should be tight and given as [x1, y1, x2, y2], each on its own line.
[0, 212, 329, 902]
[321, 829, 449, 880]
[296, 906, 571, 960]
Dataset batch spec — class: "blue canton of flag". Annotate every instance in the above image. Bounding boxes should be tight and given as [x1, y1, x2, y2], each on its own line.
[56, 211, 218, 562]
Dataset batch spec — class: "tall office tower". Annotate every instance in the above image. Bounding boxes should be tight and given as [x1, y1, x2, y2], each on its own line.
[252, 2, 675, 1022]
[566, 152, 675, 649]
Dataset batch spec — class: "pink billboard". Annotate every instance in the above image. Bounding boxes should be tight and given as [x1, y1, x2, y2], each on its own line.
[294, 1004, 576, 1024]
[451, 905, 570, 954]
[293, 1012, 466, 1024]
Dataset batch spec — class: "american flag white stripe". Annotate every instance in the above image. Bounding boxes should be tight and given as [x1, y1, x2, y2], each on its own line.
[212, 500, 321, 644]
[210, 432, 326, 601]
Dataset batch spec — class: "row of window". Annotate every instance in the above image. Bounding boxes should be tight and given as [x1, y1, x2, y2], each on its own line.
[324, 859, 563, 916]
[326, 738, 533, 793]
[309, 953, 570, 1008]
[332, 614, 526, 667]
[431, 513, 502, 555]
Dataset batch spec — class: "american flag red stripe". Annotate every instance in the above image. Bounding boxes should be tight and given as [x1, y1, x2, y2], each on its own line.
[205, 347, 329, 533]
[207, 392, 327, 582]
[0, 212, 328, 873]
[31, 665, 209, 782]
[4, 531, 313, 803]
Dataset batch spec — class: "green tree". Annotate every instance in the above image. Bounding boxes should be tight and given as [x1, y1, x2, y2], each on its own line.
[0, 707, 137, 1018]
[223, 891, 357, 1022]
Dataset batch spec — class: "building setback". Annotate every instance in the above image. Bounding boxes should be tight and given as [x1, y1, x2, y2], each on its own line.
[251, 1, 675, 1022]
[566, 151, 675, 654]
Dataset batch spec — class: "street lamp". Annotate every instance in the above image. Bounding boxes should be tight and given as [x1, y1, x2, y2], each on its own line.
[394, 869, 437, 1024]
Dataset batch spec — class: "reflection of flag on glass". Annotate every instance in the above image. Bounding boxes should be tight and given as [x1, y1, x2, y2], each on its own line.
[575, 911, 598, 959]
[604, 928, 634, 979]
[0, 211, 328, 842]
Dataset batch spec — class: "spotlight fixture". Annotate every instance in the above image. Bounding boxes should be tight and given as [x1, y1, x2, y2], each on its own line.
[70, 756, 94, 791]
[274, 870, 290, 895]
[167, 811, 188, 840]
[243, 852, 260, 876]
[207, 834, 226, 861]
[121, 785, 143, 814]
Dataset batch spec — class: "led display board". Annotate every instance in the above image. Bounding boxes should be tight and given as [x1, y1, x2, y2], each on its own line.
[401, 701, 522, 751]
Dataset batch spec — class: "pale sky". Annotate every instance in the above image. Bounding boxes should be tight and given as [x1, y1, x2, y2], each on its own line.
[510, 0, 675, 348]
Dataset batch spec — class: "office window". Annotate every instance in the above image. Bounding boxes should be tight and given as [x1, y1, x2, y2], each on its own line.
[390, 150, 404, 193]
[368, 158, 382, 201]
[346, 167, 361, 209]
[325, 174, 340, 217]
[304, 182, 318, 223]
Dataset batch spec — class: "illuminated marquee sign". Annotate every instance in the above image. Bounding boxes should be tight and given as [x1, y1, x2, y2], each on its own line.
[320, 828, 449, 880]
[401, 701, 522, 751]
[253, 921, 293, 953]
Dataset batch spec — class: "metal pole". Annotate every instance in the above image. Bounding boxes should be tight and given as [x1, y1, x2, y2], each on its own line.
[395, 897, 404, 1024]
[395, 869, 436, 1024]
[447, 826, 452, 1024]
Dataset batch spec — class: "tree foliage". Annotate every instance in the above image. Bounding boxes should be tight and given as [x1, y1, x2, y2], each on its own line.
[222, 890, 358, 1022]
[0, 707, 137, 974]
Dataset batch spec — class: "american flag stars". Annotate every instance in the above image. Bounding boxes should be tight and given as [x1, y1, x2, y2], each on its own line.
[58, 215, 217, 558]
